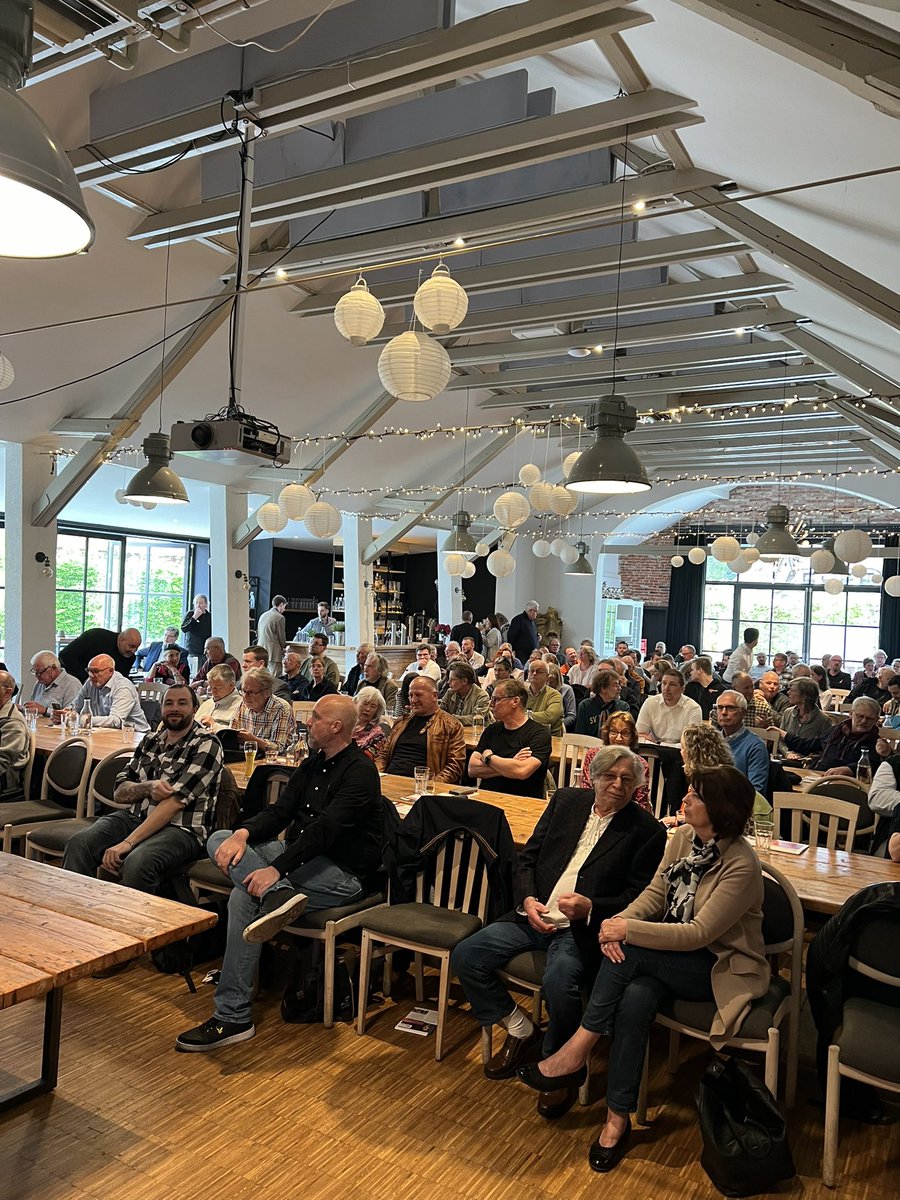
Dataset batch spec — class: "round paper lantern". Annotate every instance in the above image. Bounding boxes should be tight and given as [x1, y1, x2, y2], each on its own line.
[809, 548, 835, 574]
[548, 484, 578, 517]
[377, 331, 452, 401]
[303, 501, 342, 539]
[0, 353, 14, 390]
[884, 576, 900, 598]
[670, 554, 684, 568]
[729, 555, 751, 574]
[871, 572, 883, 586]
[742, 546, 760, 564]
[114, 488, 127, 505]
[560, 545, 580, 566]
[746, 531, 759, 547]
[257, 502, 288, 533]
[711, 535, 741, 563]
[486, 548, 516, 577]
[141, 502, 157, 511]
[850, 563, 868, 579]
[562, 451, 581, 479]
[278, 483, 316, 521]
[474, 541, 491, 558]
[333, 278, 384, 345]
[462, 560, 477, 579]
[833, 529, 872, 564]
[550, 537, 567, 557]
[518, 463, 541, 487]
[492, 490, 530, 529]
[528, 481, 556, 513]
[688, 547, 707, 565]
[532, 539, 552, 559]
[444, 553, 468, 577]
[823, 577, 844, 595]
[413, 263, 468, 334]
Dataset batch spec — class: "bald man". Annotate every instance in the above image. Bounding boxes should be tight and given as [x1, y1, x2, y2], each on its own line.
[177, 694, 384, 1052]
[70, 654, 149, 731]
[60, 626, 143, 682]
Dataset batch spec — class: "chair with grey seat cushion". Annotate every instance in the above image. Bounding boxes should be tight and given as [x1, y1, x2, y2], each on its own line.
[807, 778, 878, 852]
[24, 747, 134, 863]
[1, 736, 92, 854]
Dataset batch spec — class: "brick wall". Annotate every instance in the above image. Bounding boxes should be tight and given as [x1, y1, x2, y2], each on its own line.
[620, 554, 671, 606]
[689, 486, 897, 530]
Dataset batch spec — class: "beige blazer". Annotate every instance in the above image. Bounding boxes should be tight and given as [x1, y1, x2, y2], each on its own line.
[618, 825, 769, 1047]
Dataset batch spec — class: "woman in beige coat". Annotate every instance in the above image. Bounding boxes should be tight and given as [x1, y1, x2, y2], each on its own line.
[519, 765, 768, 1174]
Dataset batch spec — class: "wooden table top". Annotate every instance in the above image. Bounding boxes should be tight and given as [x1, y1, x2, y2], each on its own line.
[760, 843, 900, 914]
[379, 774, 545, 850]
[33, 723, 131, 759]
[0, 854, 216, 1009]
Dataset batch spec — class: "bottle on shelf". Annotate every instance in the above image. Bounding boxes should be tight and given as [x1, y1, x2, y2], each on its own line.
[856, 749, 871, 786]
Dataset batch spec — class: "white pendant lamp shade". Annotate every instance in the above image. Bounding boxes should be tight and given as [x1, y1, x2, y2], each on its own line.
[550, 537, 567, 557]
[871, 572, 883, 586]
[754, 504, 800, 558]
[303, 501, 342, 539]
[487, 548, 515, 577]
[884, 576, 900, 598]
[548, 484, 578, 517]
[532, 539, 552, 559]
[413, 263, 468, 334]
[493, 490, 530, 529]
[462, 560, 476, 578]
[527, 481, 556, 513]
[823, 577, 844, 595]
[443, 552, 468, 577]
[821, 537, 849, 576]
[441, 510, 477, 557]
[0, 352, 13, 389]
[518, 463, 541, 487]
[809, 548, 834, 574]
[278, 483, 316, 521]
[710, 535, 741, 563]
[742, 546, 760, 564]
[562, 451, 581, 479]
[688, 547, 707, 565]
[377, 331, 451, 401]
[746, 531, 759, 547]
[850, 563, 868, 579]
[124, 433, 188, 505]
[566, 398, 650, 494]
[559, 544, 580, 566]
[257, 501, 288, 533]
[833, 529, 872, 564]
[670, 554, 684, 568]
[565, 541, 593, 575]
[474, 541, 491, 558]
[333, 277, 384, 346]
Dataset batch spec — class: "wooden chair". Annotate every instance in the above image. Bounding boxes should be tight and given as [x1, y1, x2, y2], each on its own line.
[748, 725, 781, 754]
[825, 688, 850, 711]
[137, 680, 168, 703]
[556, 733, 601, 789]
[773, 792, 859, 851]
[807, 778, 878, 851]
[293, 700, 315, 725]
[21, 727, 37, 800]
[1, 736, 92, 854]
[640, 747, 667, 818]
[24, 747, 134, 863]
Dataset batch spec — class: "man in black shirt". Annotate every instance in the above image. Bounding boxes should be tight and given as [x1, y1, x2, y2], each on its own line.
[826, 654, 852, 692]
[176, 694, 383, 1052]
[507, 602, 540, 667]
[684, 655, 725, 719]
[59, 626, 142, 682]
[469, 678, 552, 799]
[450, 610, 482, 654]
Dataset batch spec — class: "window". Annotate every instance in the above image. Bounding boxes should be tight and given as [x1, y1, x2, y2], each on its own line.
[0, 526, 5, 656]
[123, 540, 190, 639]
[55, 534, 122, 639]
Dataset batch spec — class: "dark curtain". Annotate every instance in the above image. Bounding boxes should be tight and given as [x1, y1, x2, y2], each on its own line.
[879, 535, 900, 657]
[665, 556, 704, 652]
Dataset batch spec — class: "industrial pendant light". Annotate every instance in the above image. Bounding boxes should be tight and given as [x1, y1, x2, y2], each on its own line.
[566, 397, 650, 494]
[441, 510, 477, 557]
[0, 2, 94, 257]
[125, 433, 189, 505]
[755, 504, 799, 559]
[564, 541, 594, 576]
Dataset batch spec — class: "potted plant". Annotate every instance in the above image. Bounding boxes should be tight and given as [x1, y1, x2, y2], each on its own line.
[333, 621, 345, 646]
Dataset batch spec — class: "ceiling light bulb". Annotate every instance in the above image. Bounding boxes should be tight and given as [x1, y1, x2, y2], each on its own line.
[452, 236, 466, 247]
[733, 327, 746, 336]
[632, 199, 646, 213]
[275, 268, 289, 280]
[591, 344, 604, 355]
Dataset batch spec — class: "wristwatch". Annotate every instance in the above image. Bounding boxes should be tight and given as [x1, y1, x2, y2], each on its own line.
[483, 749, 494, 765]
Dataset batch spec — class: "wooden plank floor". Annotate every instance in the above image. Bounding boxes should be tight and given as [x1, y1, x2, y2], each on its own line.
[0, 961, 896, 1200]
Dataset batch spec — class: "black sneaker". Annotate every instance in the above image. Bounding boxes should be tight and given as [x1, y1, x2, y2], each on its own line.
[175, 1016, 255, 1053]
[242, 885, 308, 944]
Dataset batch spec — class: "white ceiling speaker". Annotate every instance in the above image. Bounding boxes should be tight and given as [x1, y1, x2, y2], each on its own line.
[562, 451, 581, 479]
[333, 277, 384, 345]
[710, 535, 741, 563]
[670, 554, 684, 568]
[532, 539, 552, 558]
[527, 481, 556, 513]
[443, 552, 468, 577]
[688, 546, 707, 565]
[486, 548, 516, 577]
[809, 548, 835, 574]
[257, 502, 288, 533]
[492, 490, 530, 529]
[548, 484, 578, 516]
[884, 576, 900, 598]
[278, 483, 316, 521]
[823, 577, 844, 595]
[303, 501, 342, 539]
[377, 331, 452, 401]
[518, 463, 541, 487]
[413, 262, 469, 334]
[833, 529, 873, 564]
[0, 352, 14, 389]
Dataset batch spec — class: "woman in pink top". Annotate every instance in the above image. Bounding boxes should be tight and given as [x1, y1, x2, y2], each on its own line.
[582, 712, 651, 812]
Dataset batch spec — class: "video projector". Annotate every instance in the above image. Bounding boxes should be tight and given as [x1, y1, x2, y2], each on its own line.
[170, 418, 291, 467]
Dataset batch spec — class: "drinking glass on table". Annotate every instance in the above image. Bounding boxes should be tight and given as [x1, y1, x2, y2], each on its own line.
[413, 766, 430, 797]
[122, 722, 134, 744]
[243, 741, 257, 777]
[753, 817, 774, 854]
[265, 745, 278, 764]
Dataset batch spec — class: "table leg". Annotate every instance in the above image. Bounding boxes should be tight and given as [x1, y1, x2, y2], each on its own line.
[0, 987, 63, 1113]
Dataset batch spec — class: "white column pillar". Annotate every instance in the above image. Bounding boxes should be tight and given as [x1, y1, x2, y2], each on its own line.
[594, 551, 621, 649]
[4, 445, 58, 681]
[342, 514, 374, 655]
[210, 485, 250, 656]
[437, 557, 463, 630]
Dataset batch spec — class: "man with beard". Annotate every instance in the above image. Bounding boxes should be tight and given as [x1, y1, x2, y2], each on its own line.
[176, 694, 383, 1052]
[62, 684, 223, 893]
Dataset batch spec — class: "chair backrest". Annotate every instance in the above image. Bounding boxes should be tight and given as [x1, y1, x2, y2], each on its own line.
[641, 746, 667, 818]
[848, 913, 900, 988]
[760, 862, 804, 999]
[87, 747, 137, 816]
[879, 725, 900, 745]
[748, 725, 780, 753]
[825, 688, 850, 710]
[137, 681, 168, 700]
[557, 732, 602, 789]
[772, 791, 859, 851]
[293, 700, 315, 724]
[40, 736, 92, 815]
[21, 727, 37, 799]
[415, 826, 498, 924]
[808, 778, 877, 844]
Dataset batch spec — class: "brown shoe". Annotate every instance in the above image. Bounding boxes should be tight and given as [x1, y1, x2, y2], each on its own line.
[483, 1029, 543, 1080]
[537, 1086, 578, 1120]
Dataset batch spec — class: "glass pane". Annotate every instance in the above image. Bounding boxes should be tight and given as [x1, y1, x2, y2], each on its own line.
[705, 557, 733, 583]
[122, 592, 146, 631]
[56, 534, 87, 591]
[704, 584, 734, 621]
[770, 590, 806, 623]
[770, 623, 806, 656]
[810, 591, 846, 625]
[702, 619, 733, 657]
[809, 624, 843, 665]
[84, 592, 120, 630]
[739, 590, 774, 624]
[87, 538, 121, 593]
[845, 625, 881, 667]
[124, 544, 149, 593]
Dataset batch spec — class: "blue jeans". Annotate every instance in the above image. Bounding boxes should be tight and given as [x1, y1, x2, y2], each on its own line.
[209, 829, 364, 1026]
[63, 810, 200, 892]
[581, 944, 715, 1113]
[451, 921, 586, 1054]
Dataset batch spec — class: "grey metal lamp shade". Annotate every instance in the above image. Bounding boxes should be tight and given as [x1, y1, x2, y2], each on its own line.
[565, 541, 594, 576]
[0, 4, 94, 257]
[565, 397, 650, 494]
[441, 510, 477, 556]
[124, 433, 189, 505]
[755, 504, 800, 558]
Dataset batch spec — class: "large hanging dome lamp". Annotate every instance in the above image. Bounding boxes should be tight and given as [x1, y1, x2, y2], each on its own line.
[303, 501, 342, 539]
[413, 262, 469, 335]
[257, 501, 288, 533]
[377, 330, 452, 401]
[441, 510, 477, 557]
[565, 398, 650, 494]
[124, 433, 188, 505]
[0, 1, 94, 257]
[278, 483, 316, 521]
[492, 490, 530, 529]
[333, 276, 384, 346]
[755, 504, 800, 559]
[564, 541, 593, 576]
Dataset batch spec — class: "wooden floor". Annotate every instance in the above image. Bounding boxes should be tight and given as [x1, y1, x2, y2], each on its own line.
[0, 961, 897, 1200]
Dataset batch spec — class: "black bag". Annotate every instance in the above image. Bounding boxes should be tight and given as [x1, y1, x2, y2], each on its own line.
[696, 1056, 795, 1197]
[281, 946, 357, 1024]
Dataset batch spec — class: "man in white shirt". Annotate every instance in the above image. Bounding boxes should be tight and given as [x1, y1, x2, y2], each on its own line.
[196, 665, 243, 731]
[25, 651, 81, 715]
[70, 655, 150, 732]
[636, 667, 702, 815]
[723, 626, 760, 683]
[460, 636, 485, 672]
[401, 645, 442, 683]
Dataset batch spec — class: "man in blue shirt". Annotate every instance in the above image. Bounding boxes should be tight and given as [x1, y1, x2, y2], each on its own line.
[714, 689, 769, 794]
[71, 655, 150, 732]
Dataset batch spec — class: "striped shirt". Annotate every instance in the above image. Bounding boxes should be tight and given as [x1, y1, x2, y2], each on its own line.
[115, 724, 224, 841]
[231, 695, 296, 752]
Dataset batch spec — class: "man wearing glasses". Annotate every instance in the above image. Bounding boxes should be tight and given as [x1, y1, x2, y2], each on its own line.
[714, 690, 769, 794]
[0, 671, 30, 800]
[230, 667, 296, 754]
[24, 651, 81, 715]
[469, 678, 552, 798]
[69, 655, 149, 732]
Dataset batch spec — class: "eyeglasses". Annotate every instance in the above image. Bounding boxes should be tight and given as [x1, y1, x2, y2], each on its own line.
[240, 688, 267, 697]
[31, 665, 54, 677]
[87, 667, 111, 676]
[716, 704, 739, 712]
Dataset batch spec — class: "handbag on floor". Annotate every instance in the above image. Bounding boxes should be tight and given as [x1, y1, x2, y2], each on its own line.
[696, 1056, 795, 1197]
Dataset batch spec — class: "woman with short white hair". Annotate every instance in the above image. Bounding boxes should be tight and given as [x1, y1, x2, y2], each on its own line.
[353, 686, 389, 759]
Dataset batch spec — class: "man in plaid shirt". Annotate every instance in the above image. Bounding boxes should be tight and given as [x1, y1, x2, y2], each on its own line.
[231, 667, 296, 753]
[63, 684, 223, 893]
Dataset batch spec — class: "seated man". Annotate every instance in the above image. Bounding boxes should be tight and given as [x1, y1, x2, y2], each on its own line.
[684, 655, 725, 719]
[758, 670, 789, 716]
[299, 633, 341, 688]
[400, 644, 442, 684]
[452, 746, 665, 1117]
[231, 668, 296, 754]
[341, 643, 372, 697]
[196, 665, 242, 731]
[176, 695, 383, 1052]
[24, 651, 81, 716]
[574, 669, 629, 737]
[63, 684, 222, 892]
[70, 655, 150, 732]
[524, 659, 564, 737]
[192, 637, 242, 691]
[439, 661, 491, 726]
[813, 696, 883, 777]
[137, 626, 187, 673]
[359, 651, 398, 710]
[0, 671, 29, 799]
[242, 645, 292, 703]
[460, 636, 485, 673]
[636, 667, 702, 814]
[713, 690, 769, 794]
[280, 651, 311, 701]
[721, 671, 777, 730]
[376, 676, 466, 784]
[826, 654, 852, 692]
[469, 679, 552, 799]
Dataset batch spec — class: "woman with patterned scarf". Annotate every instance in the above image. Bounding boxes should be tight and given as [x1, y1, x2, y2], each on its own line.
[518, 765, 768, 1175]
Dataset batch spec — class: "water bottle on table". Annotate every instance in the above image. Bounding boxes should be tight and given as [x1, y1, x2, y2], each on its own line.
[78, 701, 92, 737]
[856, 750, 871, 786]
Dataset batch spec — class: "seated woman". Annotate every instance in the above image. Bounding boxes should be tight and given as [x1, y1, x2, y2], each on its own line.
[352, 686, 390, 759]
[810, 664, 834, 713]
[680, 723, 733, 774]
[547, 663, 577, 731]
[146, 646, 190, 686]
[575, 669, 629, 737]
[307, 657, 338, 701]
[582, 713, 651, 812]
[773, 677, 833, 758]
[518, 766, 767, 1174]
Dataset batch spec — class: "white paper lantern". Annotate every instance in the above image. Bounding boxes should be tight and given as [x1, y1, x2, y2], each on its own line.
[303, 501, 342, 539]
[562, 451, 581, 479]
[114, 488, 127, 505]
[377, 331, 451, 401]
[413, 263, 469, 334]
[548, 484, 578, 517]
[871, 572, 883, 586]
[474, 541, 491, 558]
[833, 529, 872, 564]
[742, 546, 760, 564]
[809, 548, 835, 574]
[444, 552, 468, 577]
[729, 555, 751, 574]
[493, 490, 530, 529]
[560, 545, 580, 566]
[884, 576, 900, 598]
[528, 481, 556, 513]
[0, 353, 14, 390]
[462, 560, 477, 579]
[486, 548, 516, 577]
[670, 554, 684, 568]
[711, 535, 741, 563]
[823, 577, 844, 595]
[746, 531, 759, 547]
[278, 483, 316, 521]
[257, 502, 288, 533]
[550, 537, 567, 557]
[518, 464, 541, 487]
[141, 502, 157, 511]
[532, 539, 552, 559]
[688, 547, 707, 565]
[333, 278, 384, 345]
[850, 563, 868, 579]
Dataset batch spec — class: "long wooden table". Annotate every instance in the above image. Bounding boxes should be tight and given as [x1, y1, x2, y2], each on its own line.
[758, 844, 900, 914]
[33, 722, 132, 760]
[0, 854, 215, 1112]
